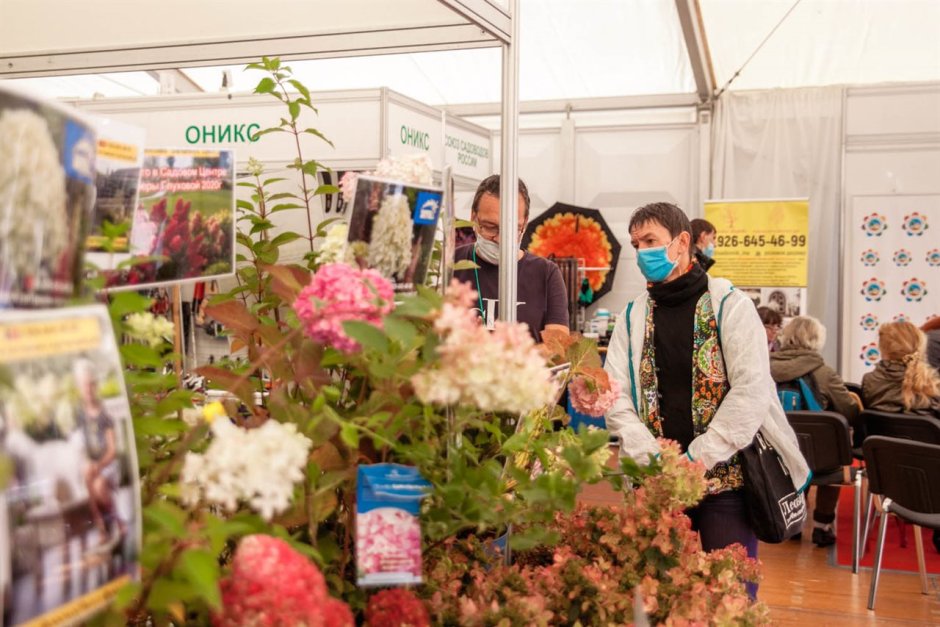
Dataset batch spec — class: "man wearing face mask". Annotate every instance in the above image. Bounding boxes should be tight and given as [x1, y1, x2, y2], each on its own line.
[691, 218, 717, 272]
[453, 174, 569, 342]
[603, 202, 808, 596]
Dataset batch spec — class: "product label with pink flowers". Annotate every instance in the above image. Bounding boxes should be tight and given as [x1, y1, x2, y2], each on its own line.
[356, 464, 430, 587]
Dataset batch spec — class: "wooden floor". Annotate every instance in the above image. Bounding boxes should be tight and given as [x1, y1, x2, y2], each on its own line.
[579, 473, 940, 625]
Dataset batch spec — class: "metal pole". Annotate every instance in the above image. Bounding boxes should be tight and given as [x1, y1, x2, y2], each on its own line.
[498, 0, 519, 323]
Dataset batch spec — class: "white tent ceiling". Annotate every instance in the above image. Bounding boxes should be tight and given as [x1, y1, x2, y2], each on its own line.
[3, 0, 940, 104]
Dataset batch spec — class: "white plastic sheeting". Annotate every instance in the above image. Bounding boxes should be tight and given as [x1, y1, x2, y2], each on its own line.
[6, 0, 938, 103]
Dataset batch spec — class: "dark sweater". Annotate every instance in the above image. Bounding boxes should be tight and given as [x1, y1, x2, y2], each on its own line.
[648, 263, 709, 449]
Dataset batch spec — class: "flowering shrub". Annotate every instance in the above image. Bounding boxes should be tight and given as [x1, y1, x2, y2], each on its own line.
[365, 589, 430, 627]
[107, 58, 766, 627]
[423, 441, 769, 626]
[568, 368, 621, 417]
[292, 262, 395, 353]
[214, 534, 353, 627]
[367, 194, 414, 279]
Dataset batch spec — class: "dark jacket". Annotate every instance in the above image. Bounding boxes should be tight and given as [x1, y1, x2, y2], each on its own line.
[694, 250, 715, 272]
[770, 348, 860, 426]
[862, 360, 940, 417]
[927, 329, 940, 372]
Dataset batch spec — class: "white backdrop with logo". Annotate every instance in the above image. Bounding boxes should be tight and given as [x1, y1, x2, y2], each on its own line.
[844, 194, 940, 383]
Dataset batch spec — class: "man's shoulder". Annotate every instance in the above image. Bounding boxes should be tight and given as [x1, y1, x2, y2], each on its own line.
[521, 251, 560, 274]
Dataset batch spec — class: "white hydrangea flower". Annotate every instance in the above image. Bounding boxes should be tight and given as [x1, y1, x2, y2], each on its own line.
[373, 154, 433, 186]
[180, 418, 313, 521]
[125, 312, 175, 348]
[0, 108, 68, 278]
[367, 194, 412, 278]
[318, 223, 348, 264]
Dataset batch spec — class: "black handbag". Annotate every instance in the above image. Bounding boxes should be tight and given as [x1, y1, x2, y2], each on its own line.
[739, 430, 806, 543]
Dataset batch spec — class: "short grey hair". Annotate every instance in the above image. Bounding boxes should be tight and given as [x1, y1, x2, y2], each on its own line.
[778, 316, 827, 352]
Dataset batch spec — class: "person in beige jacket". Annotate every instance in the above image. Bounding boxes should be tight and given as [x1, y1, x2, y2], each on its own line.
[770, 316, 859, 548]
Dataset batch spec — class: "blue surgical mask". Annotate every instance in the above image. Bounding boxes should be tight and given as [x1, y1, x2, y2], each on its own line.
[637, 238, 678, 283]
[703, 242, 715, 258]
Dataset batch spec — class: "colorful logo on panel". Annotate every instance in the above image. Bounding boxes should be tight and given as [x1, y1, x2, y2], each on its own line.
[892, 313, 911, 323]
[860, 342, 881, 367]
[893, 249, 912, 267]
[861, 278, 886, 302]
[901, 278, 927, 302]
[862, 213, 887, 236]
[860, 249, 879, 266]
[859, 313, 879, 331]
[902, 212, 928, 237]
[927, 249, 940, 267]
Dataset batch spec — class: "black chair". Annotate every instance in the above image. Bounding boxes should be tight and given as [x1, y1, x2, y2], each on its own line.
[786, 410, 863, 573]
[862, 436, 940, 610]
[863, 410, 940, 443]
[860, 411, 940, 551]
[845, 381, 864, 403]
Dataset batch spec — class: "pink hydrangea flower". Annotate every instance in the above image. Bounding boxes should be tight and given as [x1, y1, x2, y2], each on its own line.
[365, 588, 430, 627]
[569, 374, 622, 417]
[357, 508, 423, 578]
[293, 262, 394, 353]
[412, 280, 558, 414]
[214, 534, 353, 627]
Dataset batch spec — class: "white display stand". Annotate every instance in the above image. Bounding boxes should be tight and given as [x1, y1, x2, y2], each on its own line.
[70, 89, 492, 188]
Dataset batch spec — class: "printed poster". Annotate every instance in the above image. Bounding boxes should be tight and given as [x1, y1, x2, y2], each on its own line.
[705, 199, 810, 321]
[347, 175, 444, 292]
[0, 305, 141, 625]
[0, 84, 97, 309]
[104, 148, 235, 290]
[85, 118, 146, 257]
[844, 194, 939, 383]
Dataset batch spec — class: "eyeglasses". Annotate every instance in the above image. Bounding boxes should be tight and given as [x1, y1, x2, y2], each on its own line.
[764, 324, 782, 332]
[475, 221, 526, 239]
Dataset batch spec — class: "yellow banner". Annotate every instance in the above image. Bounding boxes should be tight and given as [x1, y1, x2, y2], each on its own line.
[704, 199, 809, 287]
[0, 316, 102, 362]
[98, 138, 139, 162]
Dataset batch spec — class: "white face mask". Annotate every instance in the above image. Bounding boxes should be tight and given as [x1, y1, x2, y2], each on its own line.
[474, 236, 501, 265]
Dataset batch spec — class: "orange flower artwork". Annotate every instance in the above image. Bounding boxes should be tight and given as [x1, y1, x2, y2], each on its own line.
[527, 212, 614, 292]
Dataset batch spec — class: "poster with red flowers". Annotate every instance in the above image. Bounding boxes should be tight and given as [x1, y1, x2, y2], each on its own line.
[0, 84, 97, 309]
[103, 148, 235, 290]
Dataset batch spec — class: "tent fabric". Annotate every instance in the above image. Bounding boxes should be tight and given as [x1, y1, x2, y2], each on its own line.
[4, 0, 939, 102]
[711, 86, 844, 366]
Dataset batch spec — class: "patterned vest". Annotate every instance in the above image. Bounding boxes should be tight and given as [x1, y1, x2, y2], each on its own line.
[638, 292, 743, 494]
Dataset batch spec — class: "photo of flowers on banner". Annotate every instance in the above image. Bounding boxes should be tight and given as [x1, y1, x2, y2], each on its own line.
[105, 148, 235, 288]
[345, 175, 443, 292]
[522, 203, 621, 302]
[0, 305, 141, 625]
[0, 84, 97, 308]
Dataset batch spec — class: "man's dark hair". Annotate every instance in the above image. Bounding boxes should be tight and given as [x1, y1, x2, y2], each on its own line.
[628, 202, 691, 239]
[691, 218, 716, 244]
[757, 306, 783, 327]
[471, 174, 531, 220]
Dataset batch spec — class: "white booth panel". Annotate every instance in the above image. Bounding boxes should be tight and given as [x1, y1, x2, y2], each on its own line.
[573, 125, 699, 316]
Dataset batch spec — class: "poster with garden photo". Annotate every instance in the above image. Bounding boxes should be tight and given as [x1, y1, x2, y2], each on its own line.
[0, 305, 140, 625]
[85, 118, 146, 258]
[104, 148, 235, 290]
[0, 84, 97, 309]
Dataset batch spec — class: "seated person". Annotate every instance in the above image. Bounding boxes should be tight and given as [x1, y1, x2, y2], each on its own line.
[757, 306, 783, 353]
[770, 316, 859, 548]
[863, 321, 940, 418]
[923, 316, 940, 371]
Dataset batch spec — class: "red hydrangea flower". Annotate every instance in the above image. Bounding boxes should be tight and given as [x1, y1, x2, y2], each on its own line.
[365, 588, 430, 627]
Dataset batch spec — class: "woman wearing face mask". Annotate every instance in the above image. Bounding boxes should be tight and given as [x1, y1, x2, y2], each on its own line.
[452, 174, 569, 342]
[603, 202, 808, 598]
[691, 218, 717, 272]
